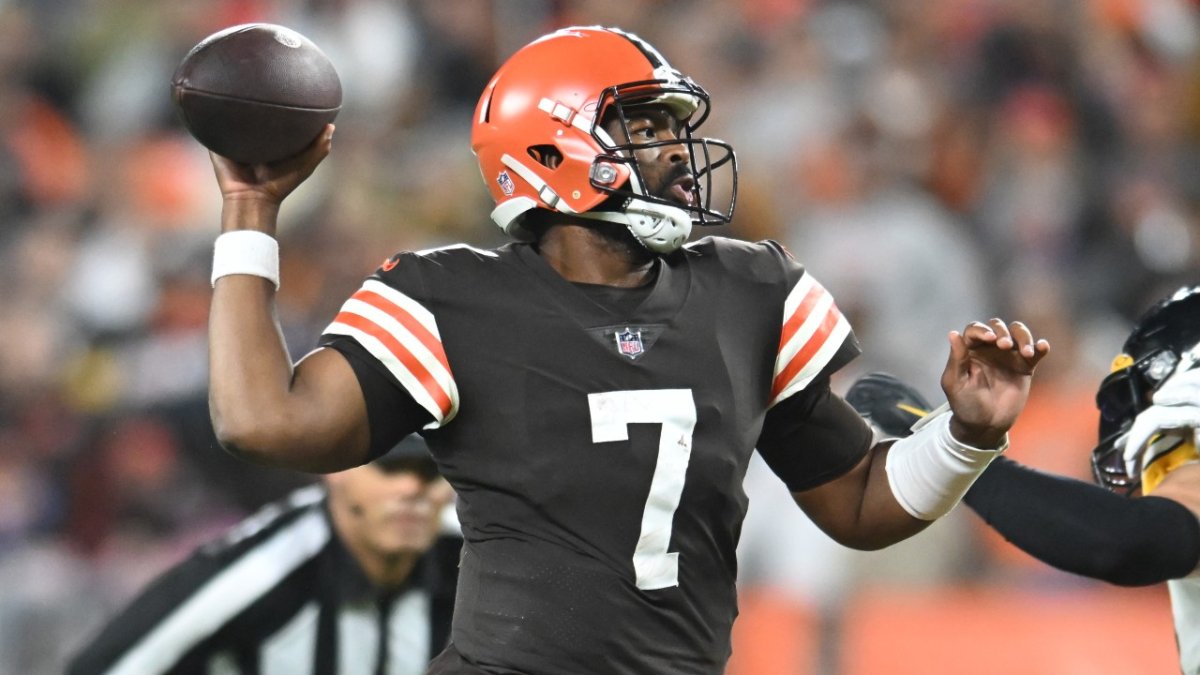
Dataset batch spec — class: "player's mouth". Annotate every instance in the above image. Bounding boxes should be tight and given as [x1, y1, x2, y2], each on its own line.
[666, 175, 697, 207]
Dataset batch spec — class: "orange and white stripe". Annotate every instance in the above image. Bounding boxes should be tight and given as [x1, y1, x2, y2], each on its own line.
[769, 274, 851, 407]
[323, 279, 458, 426]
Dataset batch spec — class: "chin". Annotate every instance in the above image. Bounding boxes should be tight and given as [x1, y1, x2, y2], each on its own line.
[376, 532, 434, 556]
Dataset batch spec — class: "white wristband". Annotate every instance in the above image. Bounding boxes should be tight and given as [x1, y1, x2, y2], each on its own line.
[885, 403, 1008, 521]
[212, 230, 280, 290]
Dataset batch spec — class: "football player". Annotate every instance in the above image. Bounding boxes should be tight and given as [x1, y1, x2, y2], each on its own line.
[854, 289, 1200, 675]
[202, 26, 1048, 673]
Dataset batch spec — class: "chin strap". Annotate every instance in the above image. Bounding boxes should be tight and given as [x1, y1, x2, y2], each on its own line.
[492, 135, 694, 253]
[574, 202, 692, 254]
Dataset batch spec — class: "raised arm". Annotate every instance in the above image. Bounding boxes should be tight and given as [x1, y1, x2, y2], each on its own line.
[207, 125, 372, 473]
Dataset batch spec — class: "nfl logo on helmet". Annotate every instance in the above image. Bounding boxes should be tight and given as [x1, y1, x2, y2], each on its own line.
[615, 328, 644, 358]
[497, 171, 515, 196]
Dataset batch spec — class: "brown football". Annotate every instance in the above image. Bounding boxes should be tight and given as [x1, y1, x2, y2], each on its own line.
[171, 23, 341, 164]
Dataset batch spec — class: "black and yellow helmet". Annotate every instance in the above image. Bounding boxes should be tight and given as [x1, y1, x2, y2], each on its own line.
[1092, 286, 1200, 493]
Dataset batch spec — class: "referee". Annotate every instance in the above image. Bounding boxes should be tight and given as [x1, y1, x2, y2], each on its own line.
[68, 435, 461, 675]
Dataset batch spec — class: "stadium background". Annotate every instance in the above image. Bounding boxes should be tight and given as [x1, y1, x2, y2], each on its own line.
[0, 0, 1196, 672]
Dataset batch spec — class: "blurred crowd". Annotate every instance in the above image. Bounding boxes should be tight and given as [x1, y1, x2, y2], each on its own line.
[0, 0, 1197, 673]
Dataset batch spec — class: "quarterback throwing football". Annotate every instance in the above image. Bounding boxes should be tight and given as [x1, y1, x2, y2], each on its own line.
[203, 26, 1048, 674]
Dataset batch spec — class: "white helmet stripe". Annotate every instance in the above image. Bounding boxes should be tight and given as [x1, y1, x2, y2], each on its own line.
[499, 154, 577, 213]
[537, 98, 595, 133]
[606, 26, 669, 69]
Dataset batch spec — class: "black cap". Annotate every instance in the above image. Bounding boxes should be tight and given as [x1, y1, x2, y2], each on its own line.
[373, 435, 439, 479]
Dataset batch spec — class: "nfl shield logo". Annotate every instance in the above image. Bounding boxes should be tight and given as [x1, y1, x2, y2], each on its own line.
[615, 328, 644, 358]
[497, 171, 515, 196]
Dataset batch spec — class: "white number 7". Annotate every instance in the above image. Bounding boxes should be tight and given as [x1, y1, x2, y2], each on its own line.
[588, 389, 697, 590]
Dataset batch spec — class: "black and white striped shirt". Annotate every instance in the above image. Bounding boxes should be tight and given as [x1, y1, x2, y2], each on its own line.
[68, 485, 461, 675]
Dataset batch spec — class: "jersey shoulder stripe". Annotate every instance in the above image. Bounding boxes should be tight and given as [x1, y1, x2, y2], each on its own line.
[770, 272, 852, 406]
[323, 278, 458, 425]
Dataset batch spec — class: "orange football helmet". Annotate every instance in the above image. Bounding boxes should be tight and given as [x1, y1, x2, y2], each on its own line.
[471, 26, 736, 253]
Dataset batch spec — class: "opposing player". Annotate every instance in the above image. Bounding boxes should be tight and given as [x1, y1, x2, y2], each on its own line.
[68, 436, 460, 674]
[203, 26, 1048, 673]
[853, 288, 1200, 674]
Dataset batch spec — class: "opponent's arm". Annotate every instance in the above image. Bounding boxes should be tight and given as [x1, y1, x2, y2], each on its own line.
[207, 125, 373, 473]
[964, 456, 1200, 585]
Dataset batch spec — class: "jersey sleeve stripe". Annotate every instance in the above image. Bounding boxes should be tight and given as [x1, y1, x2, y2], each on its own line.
[777, 275, 822, 349]
[327, 311, 455, 422]
[323, 280, 458, 424]
[771, 301, 840, 395]
[770, 314, 851, 405]
[770, 273, 852, 404]
[353, 289, 451, 373]
[777, 286, 836, 372]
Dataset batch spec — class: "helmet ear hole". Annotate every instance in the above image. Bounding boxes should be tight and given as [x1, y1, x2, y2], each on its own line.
[528, 145, 563, 169]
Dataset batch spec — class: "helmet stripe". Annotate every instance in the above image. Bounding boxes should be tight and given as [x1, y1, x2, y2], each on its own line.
[606, 26, 668, 69]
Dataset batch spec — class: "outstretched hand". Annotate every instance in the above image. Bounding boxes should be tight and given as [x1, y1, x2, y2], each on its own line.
[210, 124, 335, 207]
[941, 318, 1050, 448]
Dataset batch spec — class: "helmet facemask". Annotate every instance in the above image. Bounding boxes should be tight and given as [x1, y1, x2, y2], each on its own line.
[579, 74, 737, 252]
[1090, 349, 1182, 494]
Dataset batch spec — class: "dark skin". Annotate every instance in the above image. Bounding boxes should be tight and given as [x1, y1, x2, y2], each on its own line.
[206, 106, 1050, 549]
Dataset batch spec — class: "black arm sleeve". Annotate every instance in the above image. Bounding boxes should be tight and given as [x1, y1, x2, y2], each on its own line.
[324, 339, 434, 461]
[756, 381, 873, 492]
[963, 456, 1200, 586]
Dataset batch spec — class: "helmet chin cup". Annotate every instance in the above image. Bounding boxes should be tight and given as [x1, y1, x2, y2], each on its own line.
[577, 200, 692, 254]
[624, 201, 692, 253]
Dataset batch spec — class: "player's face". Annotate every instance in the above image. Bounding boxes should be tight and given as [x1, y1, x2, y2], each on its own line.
[327, 462, 453, 557]
[602, 103, 697, 208]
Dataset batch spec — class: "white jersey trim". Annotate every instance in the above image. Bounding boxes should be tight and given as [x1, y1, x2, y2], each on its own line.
[324, 279, 459, 426]
[770, 273, 851, 407]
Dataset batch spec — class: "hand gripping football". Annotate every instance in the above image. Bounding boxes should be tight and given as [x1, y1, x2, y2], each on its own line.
[171, 23, 342, 164]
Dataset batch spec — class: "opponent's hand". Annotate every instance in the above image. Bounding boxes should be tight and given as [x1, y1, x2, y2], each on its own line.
[1123, 366, 1200, 479]
[941, 318, 1050, 448]
[845, 372, 932, 440]
[211, 124, 334, 207]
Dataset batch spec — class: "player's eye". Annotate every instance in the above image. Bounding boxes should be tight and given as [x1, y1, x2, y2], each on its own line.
[625, 121, 656, 141]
